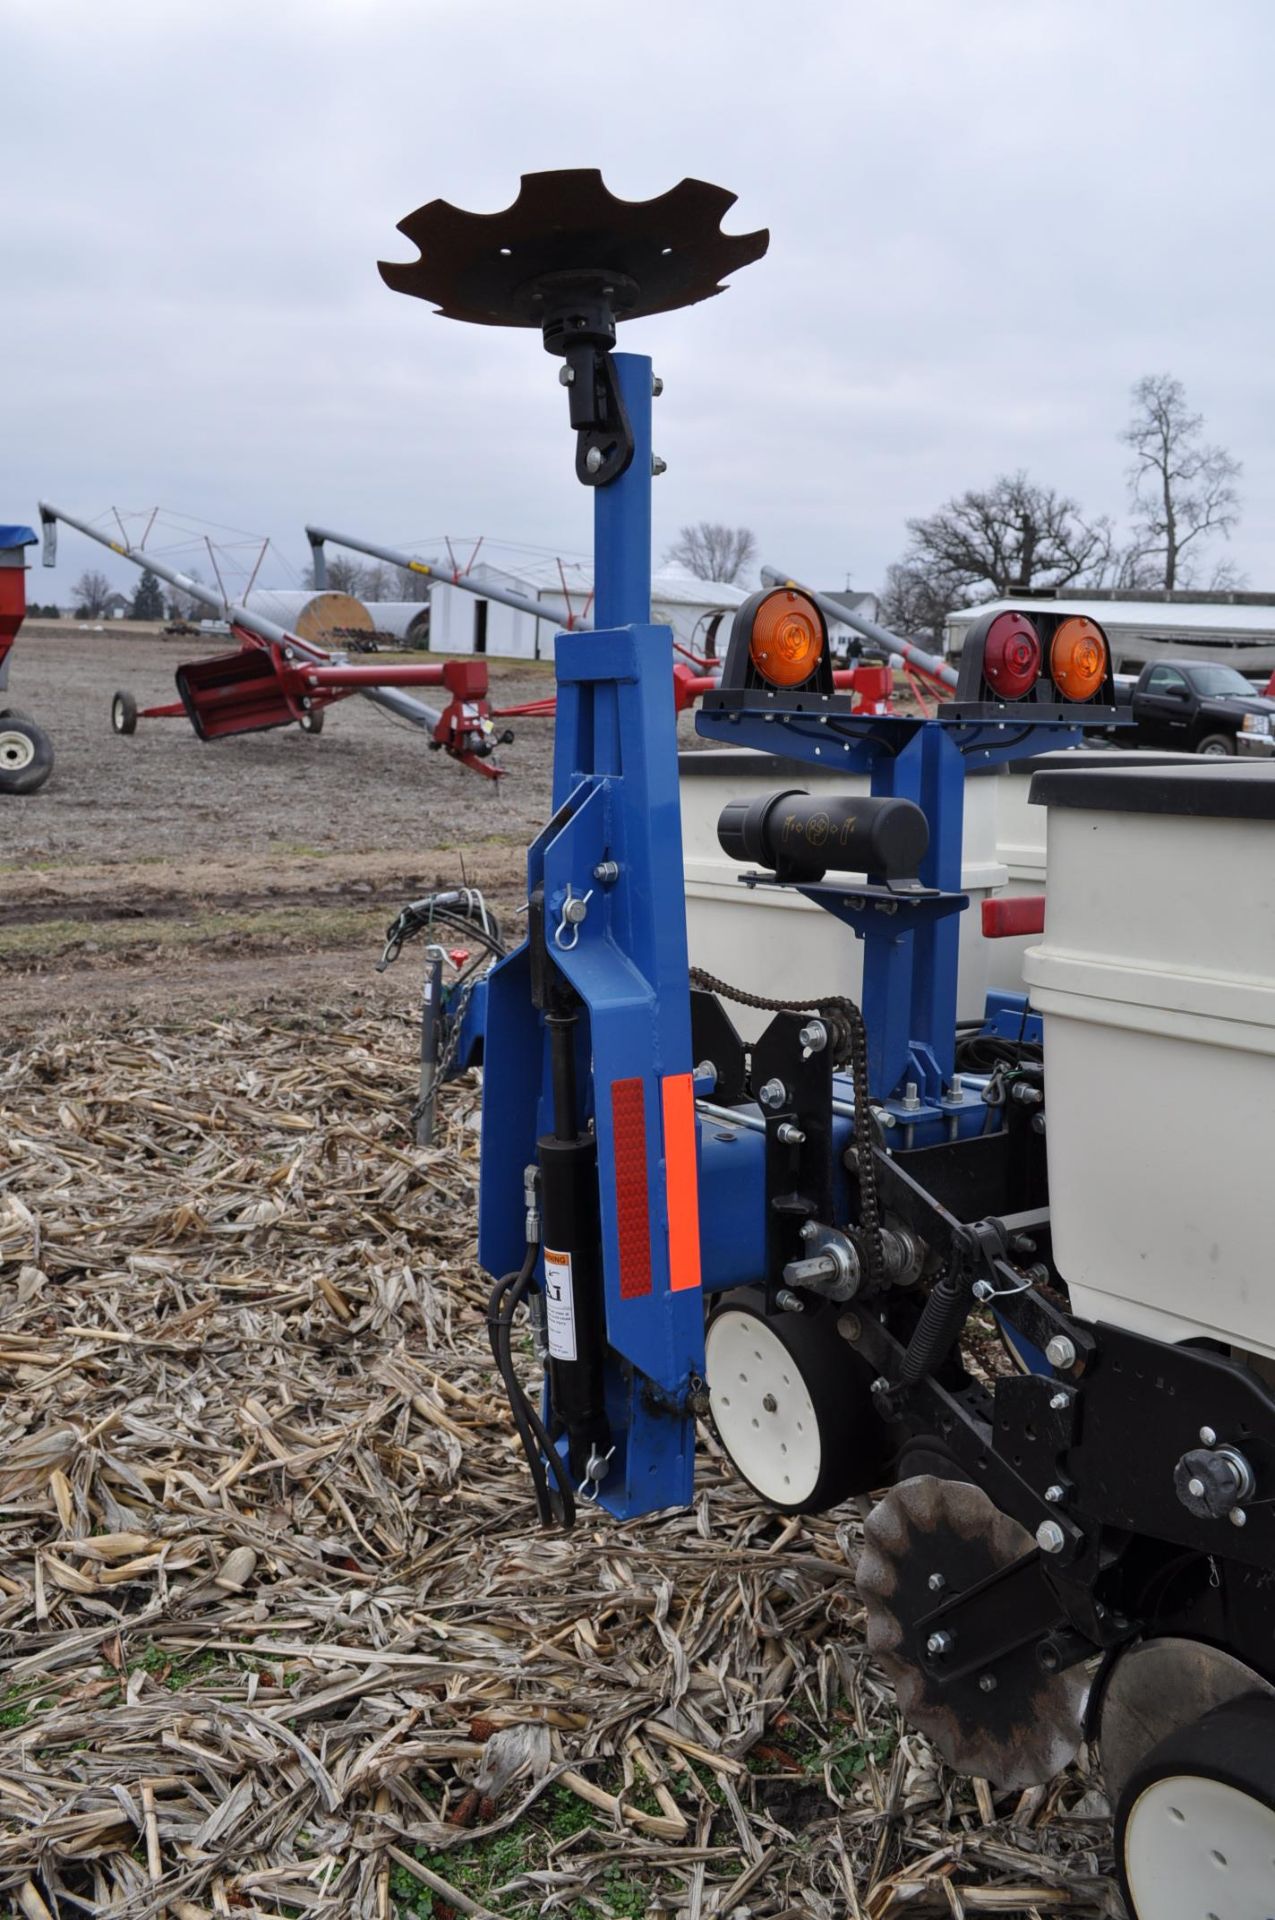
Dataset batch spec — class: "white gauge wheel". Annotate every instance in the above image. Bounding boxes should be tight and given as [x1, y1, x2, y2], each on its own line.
[706, 1306, 824, 1507]
[0, 727, 36, 773]
[1123, 1772, 1275, 1918]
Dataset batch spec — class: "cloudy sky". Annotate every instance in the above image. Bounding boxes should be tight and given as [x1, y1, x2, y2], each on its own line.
[6, 0, 1273, 608]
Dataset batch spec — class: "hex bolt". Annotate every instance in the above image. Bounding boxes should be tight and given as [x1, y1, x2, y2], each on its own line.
[927, 1573, 946, 1593]
[1031, 1112, 1047, 1134]
[758, 1077, 787, 1112]
[901, 1080, 921, 1112]
[1011, 1234, 1037, 1255]
[799, 1220, 820, 1243]
[798, 1020, 827, 1056]
[585, 446, 604, 474]
[1010, 1081, 1044, 1106]
[592, 860, 620, 883]
[651, 455, 668, 476]
[694, 1059, 717, 1086]
[1231, 1507, 1248, 1527]
[926, 1631, 953, 1657]
[1036, 1520, 1066, 1554]
[1045, 1484, 1065, 1504]
[651, 373, 664, 396]
[837, 1312, 862, 1344]
[1049, 1392, 1070, 1411]
[776, 1289, 804, 1314]
[1199, 1426, 1218, 1446]
[559, 365, 575, 386]
[762, 1394, 778, 1414]
[777, 1122, 806, 1146]
[1045, 1335, 1077, 1371]
[978, 1673, 998, 1693]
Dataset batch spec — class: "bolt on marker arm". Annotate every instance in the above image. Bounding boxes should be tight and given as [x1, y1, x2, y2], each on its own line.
[379, 171, 767, 1521]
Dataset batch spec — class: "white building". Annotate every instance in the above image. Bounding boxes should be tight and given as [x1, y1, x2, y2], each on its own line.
[947, 592, 1275, 678]
[424, 558, 751, 661]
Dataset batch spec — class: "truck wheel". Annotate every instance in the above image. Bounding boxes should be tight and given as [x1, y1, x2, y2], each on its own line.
[111, 691, 138, 735]
[1196, 732, 1235, 757]
[0, 719, 54, 795]
[1116, 1692, 1275, 1920]
[704, 1287, 893, 1513]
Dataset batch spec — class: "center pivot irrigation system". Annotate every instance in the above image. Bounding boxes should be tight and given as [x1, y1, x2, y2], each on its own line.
[381, 170, 1275, 1917]
[37, 504, 513, 778]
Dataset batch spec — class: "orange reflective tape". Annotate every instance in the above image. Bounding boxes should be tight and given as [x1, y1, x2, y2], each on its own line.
[662, 1071, 702, 1292]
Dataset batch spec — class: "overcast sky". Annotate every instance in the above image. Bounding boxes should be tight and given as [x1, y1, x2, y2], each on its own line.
[6, 0, 1273, 608]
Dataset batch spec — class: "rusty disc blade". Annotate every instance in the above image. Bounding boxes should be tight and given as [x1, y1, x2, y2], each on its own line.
[857, 1475, 1088, 1789]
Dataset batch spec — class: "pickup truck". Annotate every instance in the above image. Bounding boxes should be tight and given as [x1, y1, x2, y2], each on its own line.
[1112, 660, 1275, 757]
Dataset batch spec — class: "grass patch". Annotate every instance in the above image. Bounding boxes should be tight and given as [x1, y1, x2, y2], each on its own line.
[389, 1781, 662, 1918]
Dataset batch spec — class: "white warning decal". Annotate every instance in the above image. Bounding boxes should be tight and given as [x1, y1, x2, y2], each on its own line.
[544, 1247, 577, 1361]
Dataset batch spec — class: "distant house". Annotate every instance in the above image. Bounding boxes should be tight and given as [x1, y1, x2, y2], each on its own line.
[101, 591, 131, 619]
[425, 559, 751, 661]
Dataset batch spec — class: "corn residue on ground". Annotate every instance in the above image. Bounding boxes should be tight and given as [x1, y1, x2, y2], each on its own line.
[0, 1009, 1116, 1917]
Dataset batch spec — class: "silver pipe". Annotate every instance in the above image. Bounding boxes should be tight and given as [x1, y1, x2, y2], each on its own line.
[696, 1100, 765, 1134]
[306, 523, 591, 633]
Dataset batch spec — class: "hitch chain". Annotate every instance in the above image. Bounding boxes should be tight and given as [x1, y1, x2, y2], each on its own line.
[689, 967, 886, 1293]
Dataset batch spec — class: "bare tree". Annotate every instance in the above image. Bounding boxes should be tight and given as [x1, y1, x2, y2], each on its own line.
[665, 523, 758, 585]
[878, 562, 963, 641]
[396, 564, 431, 603]
[883, 473, 1113, 633]
[1122, 375, 1242, 590]
[72, 569, 112, 617]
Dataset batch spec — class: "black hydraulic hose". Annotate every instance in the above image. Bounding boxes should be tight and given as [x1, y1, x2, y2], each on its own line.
[487, 1251, 577, 1530]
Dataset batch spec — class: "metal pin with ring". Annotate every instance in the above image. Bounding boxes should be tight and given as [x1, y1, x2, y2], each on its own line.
[553, 885, 594, 951]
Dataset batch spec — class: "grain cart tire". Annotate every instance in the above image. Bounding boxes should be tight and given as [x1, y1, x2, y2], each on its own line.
[1195, 732, 1235, 757]
[299, 707, 325, 735]
[0, 719, 54, 795]
[1116, 1692, 1275, 1920]
[111, 691, 138, 735]
[705, 1287, 892, 1513]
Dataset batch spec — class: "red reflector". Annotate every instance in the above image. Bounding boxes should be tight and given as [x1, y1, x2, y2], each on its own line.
[610, 1077, 652, 1299]
[981, 895, 1045, 938]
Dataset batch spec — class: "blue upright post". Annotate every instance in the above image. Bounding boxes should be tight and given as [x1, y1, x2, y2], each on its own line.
[481, 353, 704, 1519]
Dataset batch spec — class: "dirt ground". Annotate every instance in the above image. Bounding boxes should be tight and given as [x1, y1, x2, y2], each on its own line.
[2, 622, 717, 1025]
[2, 624, 555, 1025]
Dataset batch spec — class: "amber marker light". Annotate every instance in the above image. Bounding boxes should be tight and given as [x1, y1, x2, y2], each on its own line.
[1050, 616, 1109, 702]
[748, 588, 825, 688]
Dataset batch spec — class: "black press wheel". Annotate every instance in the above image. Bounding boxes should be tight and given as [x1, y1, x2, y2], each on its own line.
[1116, 1691, 1275, 1920]
[111, 691, 138, 735]
[299, 706, 325, 735]
[0, 718, 54, 795]
[704, 1286, 893, 1513]
[1196, 732, 1236, 757]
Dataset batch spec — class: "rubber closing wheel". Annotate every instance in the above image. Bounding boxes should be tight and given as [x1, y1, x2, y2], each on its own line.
[112, 691, 138, 735]
[299, 707, 324, 735]
[1117, 1692, 1275, 1920]
[705, 1287, 891, 1514]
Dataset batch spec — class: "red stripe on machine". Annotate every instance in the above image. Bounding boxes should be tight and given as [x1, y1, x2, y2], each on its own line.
[662, 1073, 702, 1293]
[610, 1077, 653, 1299]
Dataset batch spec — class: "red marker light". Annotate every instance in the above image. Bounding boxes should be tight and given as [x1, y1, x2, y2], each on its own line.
[983, 611, 1042, 700]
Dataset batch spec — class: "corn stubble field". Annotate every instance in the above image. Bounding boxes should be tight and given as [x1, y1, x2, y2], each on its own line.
[1, 627, 1119, 1917]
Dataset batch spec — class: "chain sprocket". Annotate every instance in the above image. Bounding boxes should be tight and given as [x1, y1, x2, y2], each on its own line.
[857, 1476, 1088, 1788]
